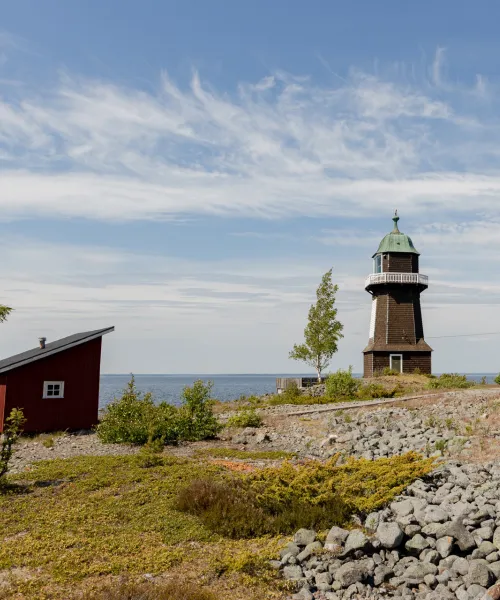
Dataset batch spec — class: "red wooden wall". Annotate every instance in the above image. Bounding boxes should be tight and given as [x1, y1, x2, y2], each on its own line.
[0, 338, 102, 433]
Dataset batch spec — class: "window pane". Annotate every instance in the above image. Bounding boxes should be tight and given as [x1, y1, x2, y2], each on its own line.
[391, 356, 402, 373]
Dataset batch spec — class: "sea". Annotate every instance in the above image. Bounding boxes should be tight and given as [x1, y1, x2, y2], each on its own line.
[98, 373, 498, 409]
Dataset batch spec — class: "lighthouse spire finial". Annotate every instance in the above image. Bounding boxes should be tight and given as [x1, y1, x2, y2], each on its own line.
[392, 209, 400, 233]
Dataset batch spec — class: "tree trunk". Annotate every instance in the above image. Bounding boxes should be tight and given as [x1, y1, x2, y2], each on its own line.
[316, 361, 322, 383]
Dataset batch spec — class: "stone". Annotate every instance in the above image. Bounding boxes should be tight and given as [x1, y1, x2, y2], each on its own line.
[283, 565, 304, 580]
[403, 561, 437, 583]
[293, 529, 317, 547]
[405, 534, 430, 553]
[324, 526, 349, 550]
[292, 587, 313, 600]
[365, 512, 380, 533]
[435, 536, 454, 558]
[467, 584, 487, 599]
[436, 519, 476, 552]
[489, 561, 500, 578]
[465, 561, 494, 587]
[391, 499, 415, 517]
[334, 562, 367, 587]
[493, 527, 500, 550]
[297, 541, 322, 562]
[376, 522, 404, 549]
[424, 506, 449, 524]
[315, 571, 333, 589]
[483, 582, 500, 600]
[343, 530, 369, 554]
[280, 542, 300, 558]
[452, 557, 470, 576]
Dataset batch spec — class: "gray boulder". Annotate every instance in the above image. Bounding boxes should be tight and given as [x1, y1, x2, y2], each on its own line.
[334, 562, 367, 587]
[465, 561, 494, 587]
[343, 530, 369, 554]
[283, 564, 304, 581]
[376, 522, 404, 549]
[493, 527, 500, 551]
[293, 528, 317, 547]
[436, 519, 476, 552]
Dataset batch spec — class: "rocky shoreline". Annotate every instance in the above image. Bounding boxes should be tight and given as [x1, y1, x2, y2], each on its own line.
[277, 460, 500, 599]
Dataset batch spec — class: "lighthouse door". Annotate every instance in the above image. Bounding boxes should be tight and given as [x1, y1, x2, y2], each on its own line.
[390, 354, 403, 373]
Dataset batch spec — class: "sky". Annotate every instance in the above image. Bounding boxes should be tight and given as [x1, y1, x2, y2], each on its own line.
[1, 0, 500, 374]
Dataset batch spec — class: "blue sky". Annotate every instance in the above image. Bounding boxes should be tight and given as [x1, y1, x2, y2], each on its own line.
[2, 0, 500, 373]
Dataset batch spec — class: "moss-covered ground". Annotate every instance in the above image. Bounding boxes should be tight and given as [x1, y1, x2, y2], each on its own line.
[0, 451, 435, 599]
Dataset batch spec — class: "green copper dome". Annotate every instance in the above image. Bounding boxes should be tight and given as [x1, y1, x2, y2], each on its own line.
[372, 212, 420, 257]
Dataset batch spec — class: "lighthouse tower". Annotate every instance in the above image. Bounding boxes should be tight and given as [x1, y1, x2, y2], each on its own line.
[363, 212, 432, 377]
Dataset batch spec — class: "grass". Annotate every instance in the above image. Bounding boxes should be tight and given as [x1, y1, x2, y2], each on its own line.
[0, 455, 282, 599]
[76, 578, 217, 600]
[0, 450, 435, 599]
[196, 448, 296, 460]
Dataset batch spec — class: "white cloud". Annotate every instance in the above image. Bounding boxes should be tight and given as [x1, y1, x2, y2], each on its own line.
[0, 62, 500, 221]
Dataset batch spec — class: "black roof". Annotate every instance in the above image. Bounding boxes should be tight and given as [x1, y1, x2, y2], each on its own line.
[0, 327, 114, 374]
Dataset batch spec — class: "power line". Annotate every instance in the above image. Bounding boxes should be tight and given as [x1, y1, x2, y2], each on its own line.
[428, 332, 500, 339]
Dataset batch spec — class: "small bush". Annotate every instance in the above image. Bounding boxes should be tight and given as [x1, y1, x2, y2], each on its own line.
[77, 578, 216, 600]
[325, 366, 359, 400]
[382, 367, 401, 376]
[176, 380, 223, 441]
[357, 383, 403, 400]
[413, 368, 422, 375]
[495, 374, 500, 385]
[427, 373, 474, 390]
[226, 408, 263, 428]
[0, 408, 26, 480]
[176, 452, 434, 539]
[96, 377, 221, 445]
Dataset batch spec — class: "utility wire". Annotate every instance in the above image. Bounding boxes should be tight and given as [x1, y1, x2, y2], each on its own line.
[428, 332, 500, 339]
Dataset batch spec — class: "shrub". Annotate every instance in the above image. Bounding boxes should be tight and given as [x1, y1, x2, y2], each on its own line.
[176, 452, 434, 538]
[0, 408, 26, 480]
[495, 374, 500, 385]
[357, 383, 403, 400]
[177, 380, 223, 441]
[97, 377, 221, 445]
[325, 366, 359, 400]
[96, 376, 179, 445]
[382, 367, 401, 376]
[427, 373, 474, 390]
[226, 408, 263, 428]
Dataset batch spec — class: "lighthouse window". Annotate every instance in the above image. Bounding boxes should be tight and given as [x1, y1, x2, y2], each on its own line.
[374, 255, 382, 273]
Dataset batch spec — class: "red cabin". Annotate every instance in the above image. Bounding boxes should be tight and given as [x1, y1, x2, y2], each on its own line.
[0, 327, 114, 433]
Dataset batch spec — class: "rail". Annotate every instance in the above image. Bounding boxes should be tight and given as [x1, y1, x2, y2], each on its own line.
[365, 272, 429, 288]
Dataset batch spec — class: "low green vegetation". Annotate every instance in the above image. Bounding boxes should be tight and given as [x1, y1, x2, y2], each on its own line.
[96, 377, 222, 445]
[78, 579, 217, 600]
[176, 452, 435, 539]
[427, 373, 474, 390]
[196, 448, 296, 460]
[495, 373, 500, 385]
[0, 450, 434, 599]
[0, 408, 25, 481]
[226, 408, 263, 428]
[325, 366, 359, 399]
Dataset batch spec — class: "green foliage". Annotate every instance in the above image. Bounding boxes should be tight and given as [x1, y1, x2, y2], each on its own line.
[356, 382, 403, 400]
[0, 305, 12, 324]
[382, 367, 401, 376]
[226, 408, 263, 428]
[480, 376, 487, 385]
[495, 373, 500, 385]
[325, 366, 359, 399]
[427, 373, 474, 390]
[177, 381, 223, 441]
[96, 377, 221, 445]
[78, 579, 217, 600]
[177, 452, 435, 539]
[197, 448, 295, 460]
[0, 408, 26, 479]
[289, 268, 344, 380]
[434, 439, 448, 453]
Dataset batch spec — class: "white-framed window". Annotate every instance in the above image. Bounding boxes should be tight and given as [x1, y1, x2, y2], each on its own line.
[43, 381, 65, 399]
[374, 254, 383, 274]
[390, 355, 403, 373]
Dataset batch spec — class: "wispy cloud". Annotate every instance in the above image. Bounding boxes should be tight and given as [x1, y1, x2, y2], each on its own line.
[0, 54, 499, 221]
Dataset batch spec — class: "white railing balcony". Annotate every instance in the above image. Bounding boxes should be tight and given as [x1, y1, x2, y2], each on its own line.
[365, 272, 429, 289]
